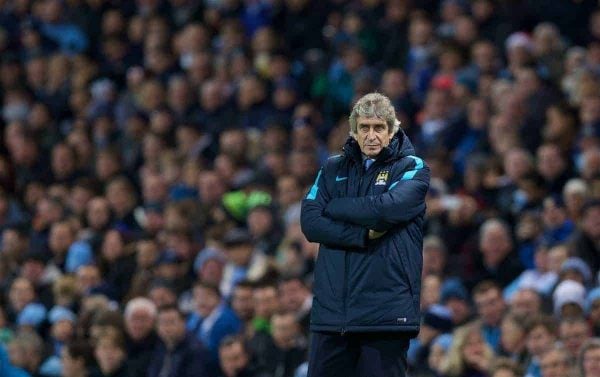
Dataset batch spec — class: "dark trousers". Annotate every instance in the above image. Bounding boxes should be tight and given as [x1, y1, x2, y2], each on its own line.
[307, 331, 410, 377]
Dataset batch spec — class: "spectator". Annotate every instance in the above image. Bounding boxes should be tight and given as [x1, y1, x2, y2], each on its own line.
[508, 288, 543, 321]
[231, 281, 255, 337]
[440, 322, 495, 377]
[91, 331, 129, 377]
[524, 315, 558, 377]
[148, 305, 209, 377]
[187, 282, 241, 363]
[498, 314, 527, 364]
[251, 283, 279, 335]
[572, 199, 600, 275]
[249, 311, 306, 377]
[553, 280, 586, 318]
[277, 275, 312, 334]
[558, 316, 592, 361]
[473, 280, 506, 351]
[123, 298, 158, 377]
[218, 335, 256, 377]
[471, 219, 524, 289]
[61, 340, 95, 377]
[578, 338, 600, 377]
[440, 278, 473, 326]
[539, 345, 573, 377]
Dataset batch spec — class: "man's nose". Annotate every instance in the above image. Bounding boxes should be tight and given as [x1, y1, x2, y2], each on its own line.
[367, 128, 376, 140]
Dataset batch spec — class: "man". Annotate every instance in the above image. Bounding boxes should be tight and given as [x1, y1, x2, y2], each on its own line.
[473, 280, 506, 351]
[124, 298, 158, 377]
[301, 93, 430, 376]
[252, 284, 279, 335]
[278, 275, 312, 334]
[573, 199, 600, 275]
[186, 282, 241, 361]
[250, 311, 307, 377]
[218, 336, 255, 377]
[509, 287, 543, 321]
[471, 219, 524, 289]
[231, 281, 255, 337]
[147, 305, 209, 377]
[220, 228, 268, 299]
[558, 316, 591, 361]
[539, 345, 573, 377]
[524, 315, 558, 377]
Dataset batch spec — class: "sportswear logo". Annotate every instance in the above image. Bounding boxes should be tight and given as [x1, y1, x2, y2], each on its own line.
[335, 176, 348, 181]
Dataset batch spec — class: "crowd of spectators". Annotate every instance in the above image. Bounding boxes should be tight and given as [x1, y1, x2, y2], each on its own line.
[0, 0, 599, 376]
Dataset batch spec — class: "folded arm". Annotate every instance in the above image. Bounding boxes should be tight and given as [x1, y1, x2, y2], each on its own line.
[324, 160, 430, 232]
[301, 167, 368, 249]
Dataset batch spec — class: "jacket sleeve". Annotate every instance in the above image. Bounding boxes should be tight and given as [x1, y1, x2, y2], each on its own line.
[323, 158, 430, 232]
[301, 164, 368, 249]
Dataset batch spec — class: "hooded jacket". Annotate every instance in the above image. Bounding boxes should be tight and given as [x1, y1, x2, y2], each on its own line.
[301, 130, 430, 335]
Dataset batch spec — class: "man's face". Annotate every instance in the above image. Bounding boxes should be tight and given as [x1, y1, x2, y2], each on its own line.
[527, 325, 555, 357]
[219, 342, 249, 377]
[253, 287, 279, 319]
[49, 223, 73, 256]
[583, 206, 600, 239]
[125, 308, 155, 342]
[559, 321, 590, 358]
[95, 339, 125, 374]
[480, 226, 512, 267]
[583, 347, 600, 377]
[271, 314, 298, 349]
[279, 280, 307, 313]
[510, 289, 541, 319]
[76, 266, 101, 293]
[194, 286, 220, 318]
[590, 299, 600, 325]
[9, 278, 34, 312]
[353, 117, 393, 158]
[446, 297, 471, 325]
[474, 288, 505, 327]
[540, 349, 569, 377]
[232, 287, 254, 321]
[157, 310, 186, 347]
[226, 244, 253, 267]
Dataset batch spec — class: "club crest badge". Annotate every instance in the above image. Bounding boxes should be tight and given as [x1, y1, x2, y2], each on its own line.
[375, 170, 389, 186]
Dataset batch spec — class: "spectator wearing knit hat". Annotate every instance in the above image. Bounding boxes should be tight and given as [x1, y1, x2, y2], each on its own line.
[440, 278, 473, 326]
[553, 279, 586, 318]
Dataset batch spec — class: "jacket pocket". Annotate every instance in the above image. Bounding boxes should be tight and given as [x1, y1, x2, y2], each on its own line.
[393, 233, 422, 309]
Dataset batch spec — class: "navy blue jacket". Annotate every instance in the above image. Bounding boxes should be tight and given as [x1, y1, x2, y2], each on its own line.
[301, 130, 430, 335]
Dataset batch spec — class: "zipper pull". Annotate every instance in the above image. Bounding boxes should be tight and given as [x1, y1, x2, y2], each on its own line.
[341, 328, 346, 336]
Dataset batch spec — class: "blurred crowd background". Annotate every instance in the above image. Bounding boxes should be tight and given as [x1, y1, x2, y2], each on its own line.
[0, 0, 599, 377]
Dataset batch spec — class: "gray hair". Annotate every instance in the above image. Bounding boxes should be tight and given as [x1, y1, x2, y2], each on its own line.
[348, 93, 400, 135]
[124, 297, 157, 320]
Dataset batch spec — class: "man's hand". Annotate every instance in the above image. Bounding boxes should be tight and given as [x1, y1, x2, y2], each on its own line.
[368, 229, 387, 239]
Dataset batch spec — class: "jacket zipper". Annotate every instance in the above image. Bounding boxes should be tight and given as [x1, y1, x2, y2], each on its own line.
[342, 169, 366, 336]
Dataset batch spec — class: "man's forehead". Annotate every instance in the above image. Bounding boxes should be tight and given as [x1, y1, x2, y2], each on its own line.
[357, 117, 386, 125]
